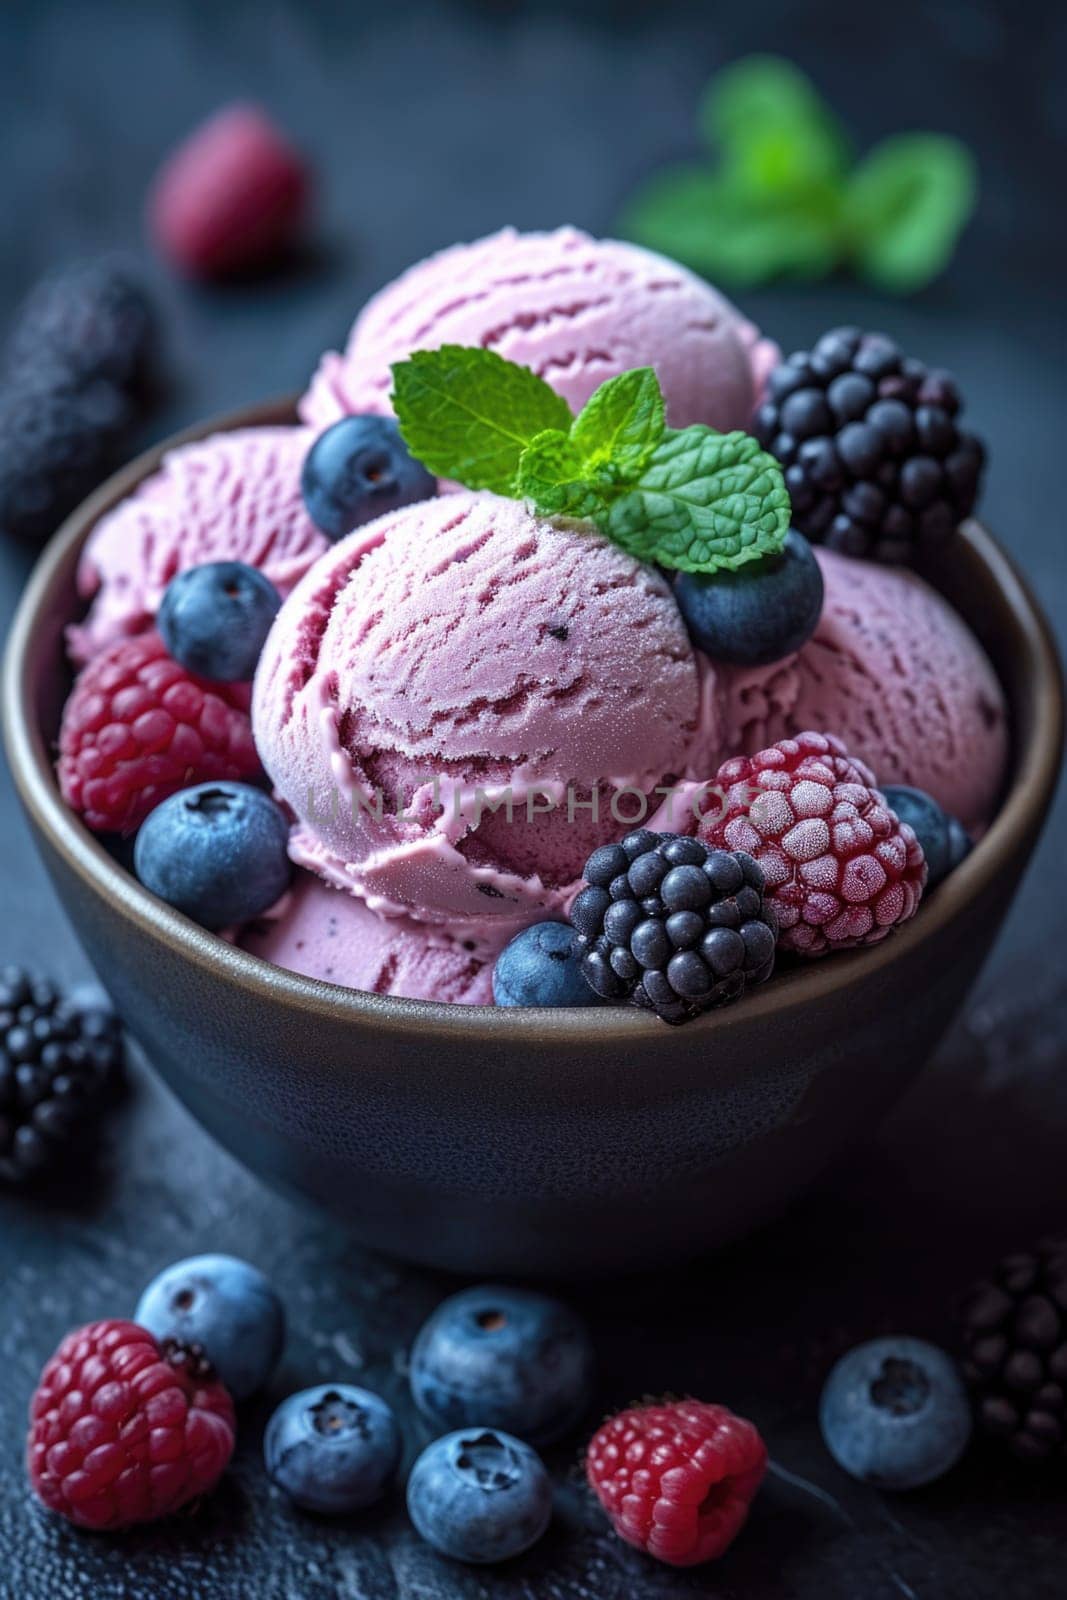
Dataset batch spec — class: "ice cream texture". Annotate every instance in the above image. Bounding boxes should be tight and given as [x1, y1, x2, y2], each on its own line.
[252, 490, 723, 926]
[300, 225, 777, 434]
[69, 427, 327, 666]
[721, 548, 1007, 836]
[240, 873, 500, 1004]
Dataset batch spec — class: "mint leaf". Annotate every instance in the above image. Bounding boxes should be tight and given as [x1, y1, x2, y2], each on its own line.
[844, 134, 977, 292]
[570, 368, 665, 478]
[604, 429, 790, 573]
[391, 345, 572, 494]
[516, 430, 608, 520]
[701, 55, 850, 192]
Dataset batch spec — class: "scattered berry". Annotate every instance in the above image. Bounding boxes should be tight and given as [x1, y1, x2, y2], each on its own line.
[134, 1254, 285, 1402]
[571, 832, 778, 1023]
[0, 372, 131, 543]
[699, 732, 926, 957]
[5, 259, 156, 396]
[0, 968, 124, 1184]
[753, 329, 985, 563]
[675, 529, 824, 666]
[134, 781, 291, 930]
[157, 560, 281, 682]
[882, 785, 971, 891]
[960, 1237, 1067, 1463]
[300, 415, 437, 540]
[586, 1399, 766, 1567]
[149, 104, 309, 279]
[406, 1428, 552, 1565]
[410, 1285, 594, 1446]
[58, 631, 260, 835]
[264, 1384, 401, 1514]
[819, 1336, 972, 1489]
[27, 1320, 235, 1529]
[492, 921, 603, 1009]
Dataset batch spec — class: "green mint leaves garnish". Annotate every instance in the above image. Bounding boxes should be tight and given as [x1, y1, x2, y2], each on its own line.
[621, 54, 977, 294]
[390, 348, 790, 575]
[391, 345, 572, 494]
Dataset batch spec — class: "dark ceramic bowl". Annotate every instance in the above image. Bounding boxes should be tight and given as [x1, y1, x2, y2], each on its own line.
[3, 402, 1063, 1276]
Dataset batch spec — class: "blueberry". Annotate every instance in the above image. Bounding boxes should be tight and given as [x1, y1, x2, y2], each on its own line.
[410, 1285, 593, 1446]
[134, 782, 291, 930]
[157, 561, 281, 682]
[264, 1384, 401, 1514]
[881, 785, 969, 889]
[675, 530, 824, 667]
[492, 922, 600, 1007]
[946, 816, 974, 872]
[301, 415, 436, 539]
[819, 1337, 972, 1489]
[134, 1253, 284, 1400]
[406, 1429, 552, 1564]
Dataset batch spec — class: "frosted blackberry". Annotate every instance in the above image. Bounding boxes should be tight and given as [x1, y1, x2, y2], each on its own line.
[0, 968, 124, 1183]
[5, 259, 157, 394]
[754, 328, 985, 564]
[571, 833, 778, 1024]
[0, 372, 132, 542]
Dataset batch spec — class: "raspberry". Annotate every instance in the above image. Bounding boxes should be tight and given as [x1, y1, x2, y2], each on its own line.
[698, 731, 926, 957]
[58, 632, 259, 835]
[586, 1399, 767, 1567]
[149, 104, 309, 279]
[27, 1320, 235, 1529]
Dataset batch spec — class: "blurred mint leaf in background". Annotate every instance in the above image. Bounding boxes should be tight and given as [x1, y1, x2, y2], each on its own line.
[621, 55, 978, 295]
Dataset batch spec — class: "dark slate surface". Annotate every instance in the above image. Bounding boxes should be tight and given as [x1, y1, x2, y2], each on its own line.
[1, 2, 1065, 1596]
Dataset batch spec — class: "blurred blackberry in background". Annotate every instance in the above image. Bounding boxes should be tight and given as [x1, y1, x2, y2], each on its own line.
[753, 328, 985, 564]
[4, 260, 157, 395]
[571, 832, 778, 1024]
[960, 1237, 1067, 1463]
[0, 968, 125, 1184]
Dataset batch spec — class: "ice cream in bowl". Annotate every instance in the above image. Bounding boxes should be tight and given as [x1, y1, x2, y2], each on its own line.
[3, 227, 1062, 1274]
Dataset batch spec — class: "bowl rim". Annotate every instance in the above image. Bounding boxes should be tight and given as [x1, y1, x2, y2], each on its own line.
[3, 398, 1064, 1044]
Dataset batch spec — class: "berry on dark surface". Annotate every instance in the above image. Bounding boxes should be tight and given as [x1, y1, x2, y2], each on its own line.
[882, 785, 972, 891]
[960, 1237, 1067, 1463]
[27, 1320, 235, 1528]
[674, 529, 824, 666]
[134, 781, 292, 930]
[0, 967, 124, 1184]
[135, 1253, 285, 1402]
[265, 1384, 401, 1514]
[586, 1399, 766, 1567]
[410, 1285, 594, 1446]
[0, 372, 132, 543]
[157, 560, 281, 682]
[819, 1337, 972, 1489]
[5, 259, 157, 395]
[406, 1428, 553, 1564]
[753, 329, 986, 564]
[492, 921, 603, 1008]
[301, 415, 437, 539]
[572, 831, 778, 1023]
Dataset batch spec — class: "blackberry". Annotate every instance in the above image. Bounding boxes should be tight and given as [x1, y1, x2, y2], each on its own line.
[754, 328, 985, 564]
[960, 1237, 1067, 1463]
[5, 259, 157, 395]
[570, 832, 778, 1024]
[0, 372, 132, 542]
[0, 967, 124, 1183]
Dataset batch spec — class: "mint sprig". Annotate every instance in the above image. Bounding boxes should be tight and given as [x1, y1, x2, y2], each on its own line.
[620, 54, 977, 294]
[391, 348, 790, 575]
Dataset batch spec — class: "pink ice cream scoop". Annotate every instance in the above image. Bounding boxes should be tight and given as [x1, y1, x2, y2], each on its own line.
[252, 490, 722, 926]
[300, 225, 777, 434]
[68, 427, 327, 666]
[240, 872, 502, 1004]
[719, 547, 1008, 835]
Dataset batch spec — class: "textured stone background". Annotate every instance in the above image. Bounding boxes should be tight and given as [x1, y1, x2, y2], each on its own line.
[0, 1, 1064, 1595]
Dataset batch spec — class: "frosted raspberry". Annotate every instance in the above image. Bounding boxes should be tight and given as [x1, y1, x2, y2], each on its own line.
[586, 1399, 767, 1567]
[58, 631, 259, 834]
[698, 731, 926, 957]
[27, 1320, 235, 1529]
